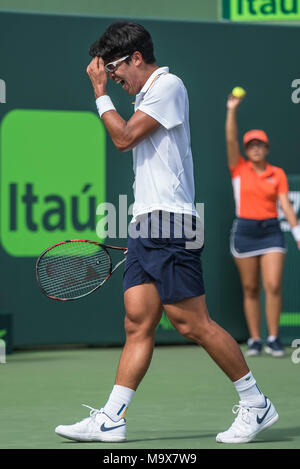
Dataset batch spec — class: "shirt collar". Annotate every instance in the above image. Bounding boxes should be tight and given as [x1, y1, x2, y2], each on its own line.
[246, 160, 274, 177]
[138, 66, 169, 95]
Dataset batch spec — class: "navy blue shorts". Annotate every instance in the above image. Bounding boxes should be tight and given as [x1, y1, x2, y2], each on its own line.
[230, 217, 286, 258]
[123, 212, 205, 304]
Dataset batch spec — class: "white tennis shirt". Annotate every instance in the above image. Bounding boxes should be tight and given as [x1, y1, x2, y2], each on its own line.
[131, 66, 197, 221]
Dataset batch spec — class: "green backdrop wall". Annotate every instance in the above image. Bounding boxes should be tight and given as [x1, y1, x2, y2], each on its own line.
[0, 0, 218, 21]
[0, 12, 299, 347]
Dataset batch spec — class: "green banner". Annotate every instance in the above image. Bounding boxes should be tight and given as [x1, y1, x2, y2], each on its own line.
[0, 110, 106, 257]
[222, 0, 300, 20]
[280, 313, 300, 326]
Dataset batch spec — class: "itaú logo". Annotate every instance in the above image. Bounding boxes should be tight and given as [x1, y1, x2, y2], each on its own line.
[0, 109, 106, 257]
[0, 79, 6, 104]
[8, 183, 97, 233]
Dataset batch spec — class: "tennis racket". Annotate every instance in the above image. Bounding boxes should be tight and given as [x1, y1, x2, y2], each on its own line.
[36, 239, 127, 301]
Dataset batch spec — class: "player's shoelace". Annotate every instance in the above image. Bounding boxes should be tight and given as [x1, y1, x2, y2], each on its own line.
[229, 405, 251, 433]
[81, 404, 103, 418]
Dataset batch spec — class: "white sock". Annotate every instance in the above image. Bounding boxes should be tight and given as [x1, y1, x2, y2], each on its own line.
[248, 337, 262, 345]
[267, 335, 277, 342]
[234, 371, 265, 407]
[103, 385, 135, 422]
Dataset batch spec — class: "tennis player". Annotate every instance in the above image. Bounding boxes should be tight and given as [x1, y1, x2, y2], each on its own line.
[55, 22, 279, 444]
[226, 92, 300, 357]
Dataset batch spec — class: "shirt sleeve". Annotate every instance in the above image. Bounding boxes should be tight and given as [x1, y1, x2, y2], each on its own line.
[229, 155, 246, 176]
[137, 75, 186, 130]
[277, 168, 289, 194]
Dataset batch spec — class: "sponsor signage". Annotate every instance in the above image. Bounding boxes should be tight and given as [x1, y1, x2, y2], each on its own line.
[0, 109, 106, 256]
[222, 0, 300, 21]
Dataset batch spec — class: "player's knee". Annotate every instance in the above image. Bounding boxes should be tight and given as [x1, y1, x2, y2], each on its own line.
[124, 315, 141, 336]
[243, 284, 260, 299]
[172, 320, 190, 338]
[265, 282, 281, 296]
[124, 312, 155, 337]
[174, 319, 212, 343]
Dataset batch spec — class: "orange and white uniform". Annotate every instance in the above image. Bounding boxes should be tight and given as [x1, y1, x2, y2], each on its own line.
[229, 156, 288, 258]
[230, 156, 289, 220]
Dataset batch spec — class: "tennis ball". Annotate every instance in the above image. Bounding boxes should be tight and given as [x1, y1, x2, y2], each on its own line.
[232, 87, 246, 98]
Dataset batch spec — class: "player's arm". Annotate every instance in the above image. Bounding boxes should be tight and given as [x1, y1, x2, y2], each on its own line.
[225, 94, 244, 167]
[278, 193, 300, 250]
[86, 56, 160, 152]
[101, 109, 160, 152]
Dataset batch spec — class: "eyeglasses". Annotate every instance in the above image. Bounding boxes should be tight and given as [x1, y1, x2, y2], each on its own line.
[104, 55, 130, 73]
[246, 141, 268, 149]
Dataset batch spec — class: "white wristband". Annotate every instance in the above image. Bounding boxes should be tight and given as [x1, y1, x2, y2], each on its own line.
[96, 95, 116, 118]
[291, 225, 300, 242]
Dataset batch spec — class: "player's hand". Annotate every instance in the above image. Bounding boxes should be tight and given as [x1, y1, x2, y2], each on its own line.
[297, 240, 300, 251]
[226, 93, 245, 111]
[86, 57, 107, 98]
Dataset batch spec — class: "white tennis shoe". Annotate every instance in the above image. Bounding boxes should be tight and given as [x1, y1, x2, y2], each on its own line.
[55, 405, 126, 442]
[216, 397, 278, 443]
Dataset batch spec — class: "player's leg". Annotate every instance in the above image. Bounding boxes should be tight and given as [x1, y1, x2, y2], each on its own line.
[234, 256, 261, 337]
[55, 282, 162, 442]
[98, 230, 164, 431]
[115, 282, 163, 390]
[163, 294, 249, 382]
[234, 255, 262, 355]
[260, 251, 285, 356]
[101, 282, 162, 424]
[164, 295, 278, 443]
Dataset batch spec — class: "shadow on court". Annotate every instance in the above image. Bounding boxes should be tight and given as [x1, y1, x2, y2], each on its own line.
[60, 432, 218, 445]
[57, 425, 300, 447]
[253, 426, 300, 443]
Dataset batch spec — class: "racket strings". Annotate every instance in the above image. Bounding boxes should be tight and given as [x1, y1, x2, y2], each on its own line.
[37, 242, 111, 299]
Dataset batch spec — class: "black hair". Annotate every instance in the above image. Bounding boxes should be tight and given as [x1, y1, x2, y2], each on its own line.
[89, 21, 156, 64]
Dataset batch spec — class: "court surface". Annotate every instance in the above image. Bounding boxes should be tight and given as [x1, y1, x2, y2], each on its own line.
[1, 344, 299, 449]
